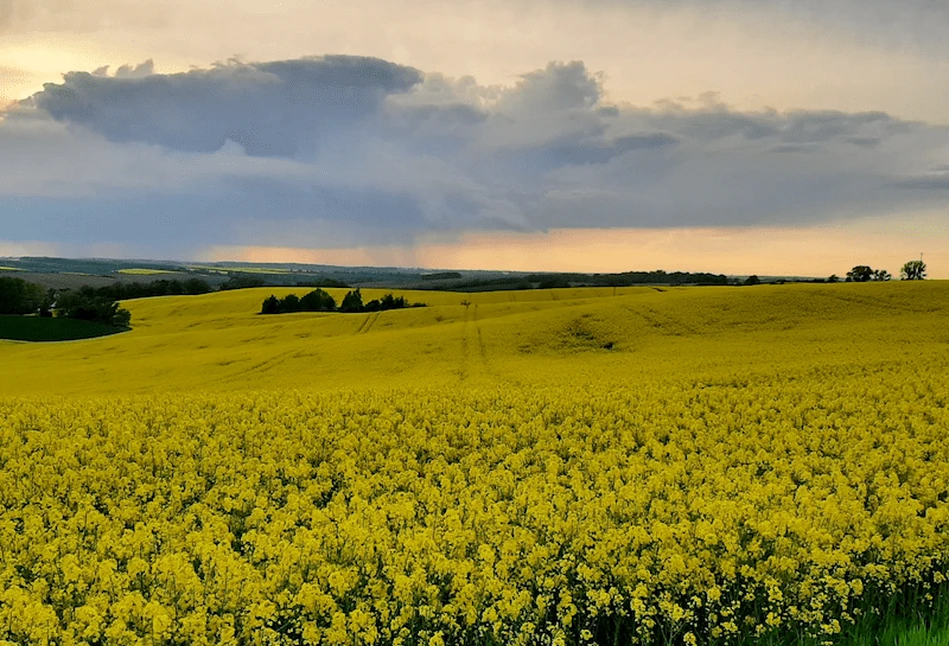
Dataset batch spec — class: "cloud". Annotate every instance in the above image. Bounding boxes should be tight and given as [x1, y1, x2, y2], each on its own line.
[892, 172, 949, 190]
[2, 54, 949, 257]
[25, 55, 423, 156]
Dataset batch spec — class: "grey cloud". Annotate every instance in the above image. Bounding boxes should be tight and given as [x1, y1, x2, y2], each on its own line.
[495, 131, 678, 173]
[26, 55, 423, 156]
[892, 174, 949, 190]
[115, 60, 156, 79]
[636, 106, 910, 148]
[499, 61, 601, 113]
[766, 143, 822, 154]
[3, 54, 949, 253]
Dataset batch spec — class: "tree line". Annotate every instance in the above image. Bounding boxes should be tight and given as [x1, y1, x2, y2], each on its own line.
[0, 277, 131, 328]
[835, 260, 927, 283]
[85, 278, 213, 300]
[261, 288, 425, 315]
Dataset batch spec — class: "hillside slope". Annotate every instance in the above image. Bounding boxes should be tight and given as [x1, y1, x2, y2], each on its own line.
[1, 282, 946, 396]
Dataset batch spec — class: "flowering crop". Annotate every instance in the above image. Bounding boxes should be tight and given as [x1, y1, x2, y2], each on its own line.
[2, 365, 949, 645]
[1, 282, 949, 645]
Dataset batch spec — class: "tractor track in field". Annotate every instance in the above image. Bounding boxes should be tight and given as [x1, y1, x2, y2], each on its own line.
[460, 304, 492, 380]
[354, 312, 380, 335]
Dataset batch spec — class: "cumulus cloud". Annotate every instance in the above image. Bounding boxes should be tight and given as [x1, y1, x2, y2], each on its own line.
[2, 54, 949, 256]
[25, 56, 423, 156]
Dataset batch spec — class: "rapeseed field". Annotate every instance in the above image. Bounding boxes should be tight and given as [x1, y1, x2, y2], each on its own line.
[1, 282, 948, 645]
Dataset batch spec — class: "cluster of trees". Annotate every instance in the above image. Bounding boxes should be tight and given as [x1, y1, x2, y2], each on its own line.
[526, 270, 731, 287]
[0, 277, 47, 315]
[261, 288, 338, 314]
[432, 270, 731, 292]
[0, 277, 130, 327]
[83, 278, 212, 301]
[842, 266, 892, 282]
[839, 260, 927, 283]
[55, 291, 131, 328]
[261, 289, 423, 315]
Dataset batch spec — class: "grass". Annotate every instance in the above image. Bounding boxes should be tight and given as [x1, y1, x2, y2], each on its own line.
[0, 316, 125, 342]
[720, 586, 949, 646]
[186, 264, 292, 274]
[791, 584, 949, 646]
[845, 586, 949, 646]
[117, 268, 183, 275]
[0, 266, 19, 271]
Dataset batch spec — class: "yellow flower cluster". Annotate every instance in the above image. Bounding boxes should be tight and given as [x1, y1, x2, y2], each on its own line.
[2, 358, 948, 645]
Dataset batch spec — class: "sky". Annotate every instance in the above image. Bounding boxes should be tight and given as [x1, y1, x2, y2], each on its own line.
[2, 0, 949, 277]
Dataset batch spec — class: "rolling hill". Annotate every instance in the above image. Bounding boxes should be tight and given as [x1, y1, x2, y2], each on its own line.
[1, 281, 946, 396]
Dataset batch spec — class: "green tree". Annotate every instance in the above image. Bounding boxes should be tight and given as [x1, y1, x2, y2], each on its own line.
[901, 260, 927, 281]
[112, 307, 132, 328]
[339, 289, 364, 313]
[364, 298, 382, 312]
[380, 293, 409, 309]
[300, 288, 336, 312]
[743, 275, 761, 286]
[827, 274, 840, 283]
[0, 277, 45, 315]
[846, 266, 873, 282]
[871, 269, 892, 282]
[261, 295, 281, 314]
[281, 294, 302, 312]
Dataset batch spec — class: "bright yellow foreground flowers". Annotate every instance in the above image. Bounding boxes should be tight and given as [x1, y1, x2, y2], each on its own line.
[2, 372, 949, 645]
[1, 283, 949, 645]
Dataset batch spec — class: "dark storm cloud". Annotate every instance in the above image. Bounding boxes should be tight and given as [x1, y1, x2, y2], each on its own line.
[3, 55, 949, 252]
[25, 55, 423, 156]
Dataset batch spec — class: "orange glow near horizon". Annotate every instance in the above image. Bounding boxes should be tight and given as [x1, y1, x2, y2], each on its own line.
[203, 223, 949, 279]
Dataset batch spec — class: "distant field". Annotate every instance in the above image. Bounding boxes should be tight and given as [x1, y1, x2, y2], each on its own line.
[0, 315, 124, 341]
[0, 266, 17, 271]
[117, 268, 183, 275]
[2, 282, 949, 645]
[186, 264, 292, 275]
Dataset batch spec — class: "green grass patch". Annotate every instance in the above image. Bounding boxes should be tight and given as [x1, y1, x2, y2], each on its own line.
[840, 585, 949, 646]
[117, 268, 182, 275]
[187, 264, 291, 275]
[714, 582, 949, 646]
[0, 266, 19, 271]
[0, 316, 126, 342]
